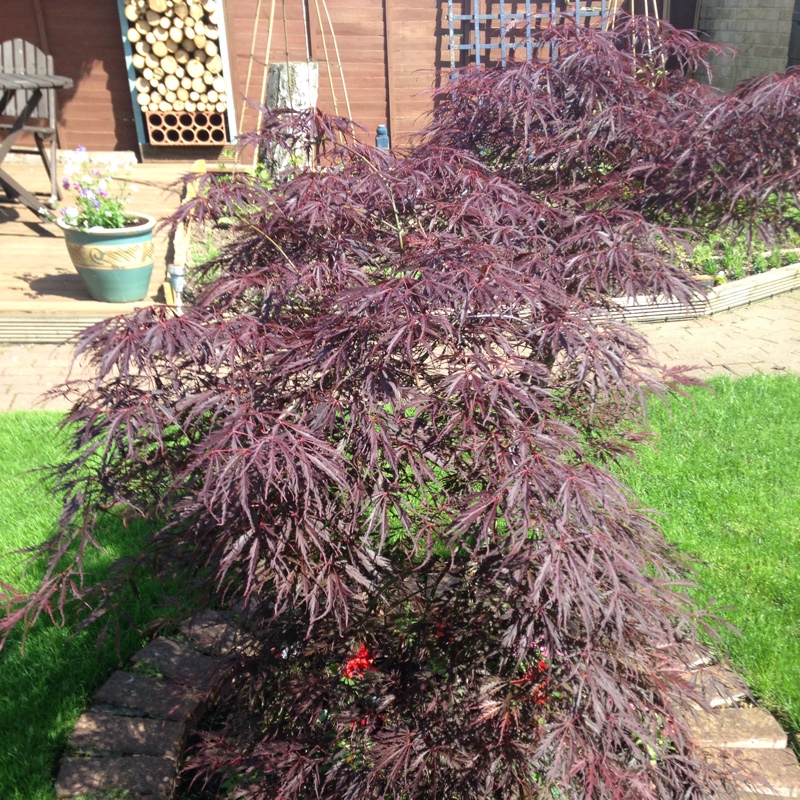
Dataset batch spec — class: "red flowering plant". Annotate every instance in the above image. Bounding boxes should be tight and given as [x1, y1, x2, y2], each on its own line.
[510, 651, 552, 709]
[191, 566, 576, 798]
[7, 14, 800, 800]
[341, 643, 376, 683]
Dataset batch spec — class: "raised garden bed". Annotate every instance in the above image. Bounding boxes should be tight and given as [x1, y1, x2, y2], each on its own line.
[613, 263, 800, 323]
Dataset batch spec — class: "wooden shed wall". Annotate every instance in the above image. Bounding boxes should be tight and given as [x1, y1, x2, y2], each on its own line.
[1, 0, 138, 152]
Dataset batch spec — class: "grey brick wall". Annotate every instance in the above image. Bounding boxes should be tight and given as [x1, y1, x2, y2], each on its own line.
[697, 0, 794, 90]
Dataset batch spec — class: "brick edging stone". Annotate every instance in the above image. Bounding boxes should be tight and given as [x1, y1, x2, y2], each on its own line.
[55, 609, 252, 800]
[55, 615, 799, 800]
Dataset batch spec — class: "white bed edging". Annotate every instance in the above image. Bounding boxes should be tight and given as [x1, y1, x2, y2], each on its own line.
[612, 263, 800, 324]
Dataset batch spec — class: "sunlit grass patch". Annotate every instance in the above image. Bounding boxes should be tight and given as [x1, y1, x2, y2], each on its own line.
[615, 374, 800, 732]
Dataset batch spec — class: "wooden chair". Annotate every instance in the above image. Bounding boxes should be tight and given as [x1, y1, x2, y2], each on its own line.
[0, 39, 66, 205]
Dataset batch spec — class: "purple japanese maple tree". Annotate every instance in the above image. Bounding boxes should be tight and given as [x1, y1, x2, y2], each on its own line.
[5, 15, 800, 800]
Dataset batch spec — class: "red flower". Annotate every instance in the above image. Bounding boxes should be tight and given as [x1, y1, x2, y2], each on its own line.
[342, 643, 375, 679]
[530, 679, 551, 706]
[509, 657, 551, 707]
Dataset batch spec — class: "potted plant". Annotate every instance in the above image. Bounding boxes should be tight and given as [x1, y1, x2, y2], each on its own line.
[57, 147, 155, 303]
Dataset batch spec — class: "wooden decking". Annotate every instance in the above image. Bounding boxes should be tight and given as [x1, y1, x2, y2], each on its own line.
[0, 159, 194, 342]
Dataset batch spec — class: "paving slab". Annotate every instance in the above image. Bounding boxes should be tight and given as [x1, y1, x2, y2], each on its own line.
[1, 292, 797, 412]
[131, 637, 219, 689]
[93, 670, 203, 723]
[680, 647, 717, 670]
[68, 712, 183, 759]
[708, 747, 800, 798]
[736, 794, 784, 799]
[179, 608, 257, 656]
[56, 755, 175, 798]
[687, 707, 788, 749]
[681, 664, 751, 708]
[0, 342, 91, 411]
[639, 289, 800, 378]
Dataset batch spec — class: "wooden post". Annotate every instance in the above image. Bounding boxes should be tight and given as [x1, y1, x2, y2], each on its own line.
[217, 0, 241, 140]
[383, 0, 396, 143]
[32, 0, 50, 55]
[265, 60, 318, 110]
[263, 61, 318, 171]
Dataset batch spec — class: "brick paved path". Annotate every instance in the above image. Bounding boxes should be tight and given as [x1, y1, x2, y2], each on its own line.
[639, 290, 800, 379]
[0, 342, 78, 411]
[0, 290, 798, 412]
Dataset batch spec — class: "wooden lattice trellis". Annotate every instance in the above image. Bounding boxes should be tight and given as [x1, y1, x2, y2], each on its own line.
[446, 0, 624, 68]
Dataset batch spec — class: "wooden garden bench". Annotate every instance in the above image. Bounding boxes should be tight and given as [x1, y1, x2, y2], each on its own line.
[0, 38, 73, 216]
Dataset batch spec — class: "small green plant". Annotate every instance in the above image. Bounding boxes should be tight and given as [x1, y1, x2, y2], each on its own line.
[721, 240, 747, 280]
[131, 659, 165, 680]
[751, 250, 768, 274]
[184, 229, 224, 304]
[690, 228, 797, 282]
[769, 248, 784, 269]
[693, 238, 720, 276]
[188, 230, 221, 269]
[688, 189, 800, 280]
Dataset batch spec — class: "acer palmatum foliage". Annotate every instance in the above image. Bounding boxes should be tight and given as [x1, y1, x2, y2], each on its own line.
[7, 16, 800, 799]
[426, 17, 800, 245]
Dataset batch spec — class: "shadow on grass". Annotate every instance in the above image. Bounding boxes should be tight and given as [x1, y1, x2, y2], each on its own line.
[0, 412, 195, 800]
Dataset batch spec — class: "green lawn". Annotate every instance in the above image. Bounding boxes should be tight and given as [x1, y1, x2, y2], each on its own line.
[1, 376, 799, 797]
[0, 412, 180, 800]
[616, 373, 800, 732]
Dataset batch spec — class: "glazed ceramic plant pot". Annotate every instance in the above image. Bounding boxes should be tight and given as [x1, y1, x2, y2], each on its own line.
[58, 214, 156, 303]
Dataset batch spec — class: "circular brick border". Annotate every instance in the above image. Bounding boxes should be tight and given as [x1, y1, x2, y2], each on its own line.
[55, 609, 253, 800]
[55, 616, 799, 799]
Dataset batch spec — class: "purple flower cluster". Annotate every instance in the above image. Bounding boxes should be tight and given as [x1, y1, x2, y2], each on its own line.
[58, 146, 134, 229]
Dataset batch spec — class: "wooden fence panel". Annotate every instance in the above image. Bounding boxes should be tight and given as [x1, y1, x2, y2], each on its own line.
[306, 0, 389, 141]
[226, 0, 389, 150]
[385, 0, 445, 143]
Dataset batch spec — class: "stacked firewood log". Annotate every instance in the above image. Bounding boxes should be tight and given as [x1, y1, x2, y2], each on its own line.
[124, 0, 228, 115]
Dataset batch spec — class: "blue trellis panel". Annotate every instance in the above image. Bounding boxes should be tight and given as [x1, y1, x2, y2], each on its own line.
[447, 0, 613, 69]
